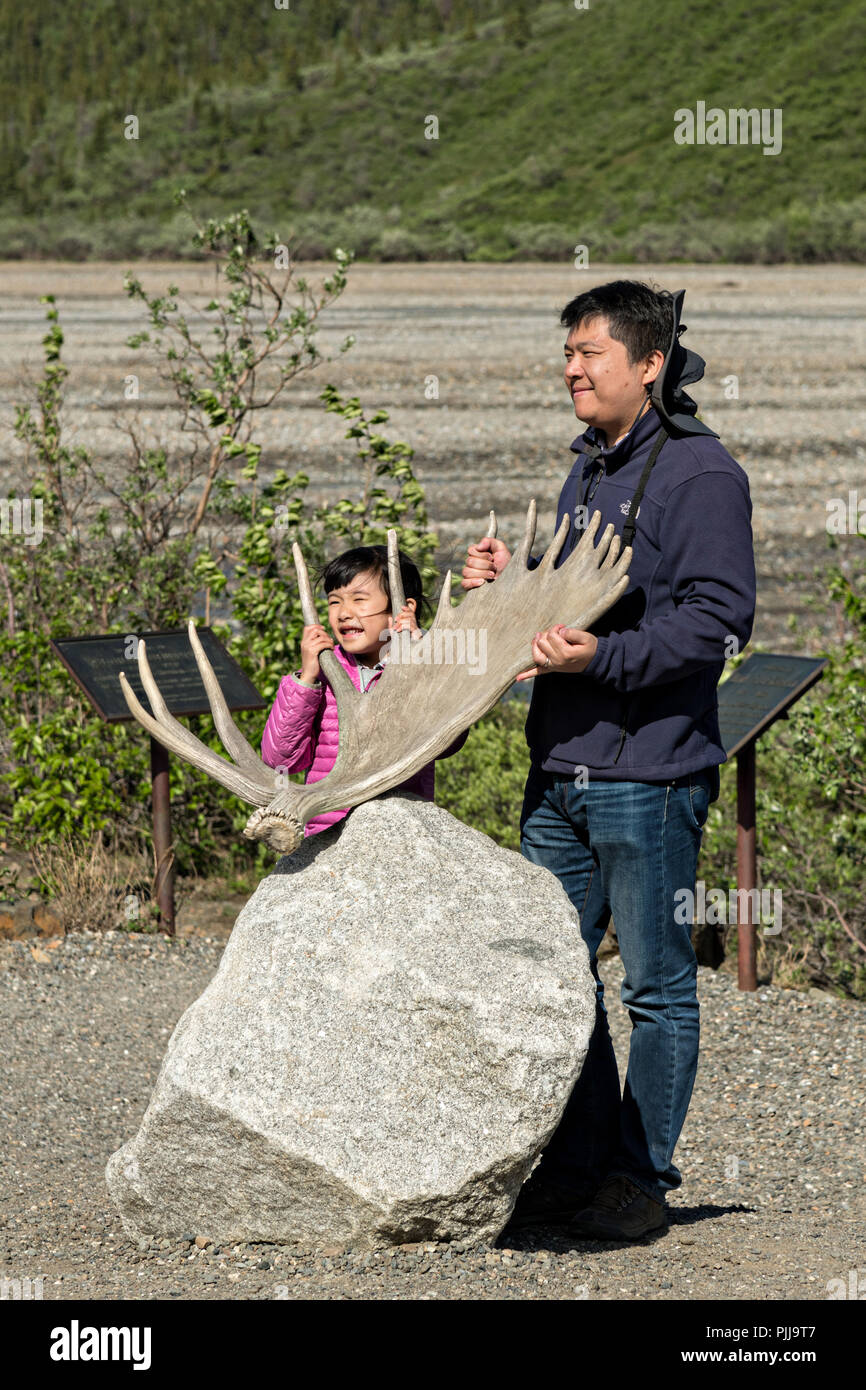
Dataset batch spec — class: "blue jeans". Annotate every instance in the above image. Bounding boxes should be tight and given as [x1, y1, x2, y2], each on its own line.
[519, 765, 713, 1203]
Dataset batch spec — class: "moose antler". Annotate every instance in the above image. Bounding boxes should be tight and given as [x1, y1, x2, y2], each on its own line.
[118, 506, 631, 853]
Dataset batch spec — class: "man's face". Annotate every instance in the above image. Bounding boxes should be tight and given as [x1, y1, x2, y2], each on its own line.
[563, 315, 658, 435]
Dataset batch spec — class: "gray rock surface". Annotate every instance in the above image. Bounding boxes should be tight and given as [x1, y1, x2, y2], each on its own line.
[105, 794, 595, 1249]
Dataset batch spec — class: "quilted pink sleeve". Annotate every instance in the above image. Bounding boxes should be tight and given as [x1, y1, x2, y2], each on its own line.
[260, 673, 324, 773]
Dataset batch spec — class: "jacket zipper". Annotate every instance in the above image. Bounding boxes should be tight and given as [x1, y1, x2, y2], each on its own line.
[613, 700, 629, 764]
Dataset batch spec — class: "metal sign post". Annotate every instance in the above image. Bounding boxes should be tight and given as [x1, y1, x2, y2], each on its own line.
[51, 628, 267, 934]
[735, 738, 757, 993]
[718, 654, 827, 991]
[150, 737, 174, 931]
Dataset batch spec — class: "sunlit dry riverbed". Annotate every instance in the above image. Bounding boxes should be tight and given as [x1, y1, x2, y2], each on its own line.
[1, 261, 863, 653]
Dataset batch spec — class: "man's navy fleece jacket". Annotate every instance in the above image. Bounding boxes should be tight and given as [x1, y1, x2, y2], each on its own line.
[524, 403, 756, 786]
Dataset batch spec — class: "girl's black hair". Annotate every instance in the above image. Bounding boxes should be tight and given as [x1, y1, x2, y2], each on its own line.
[317, 545, 432, 620]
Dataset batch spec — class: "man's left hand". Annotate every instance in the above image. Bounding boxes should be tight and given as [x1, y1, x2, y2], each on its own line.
[515, 624, 598, 681]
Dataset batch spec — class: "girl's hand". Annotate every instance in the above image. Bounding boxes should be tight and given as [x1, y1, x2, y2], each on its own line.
[299, 623, 334, 682]
[390, 603, 422, 639]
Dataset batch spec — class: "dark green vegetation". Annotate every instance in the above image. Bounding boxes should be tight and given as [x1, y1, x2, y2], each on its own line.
[1, 0, 863, 261]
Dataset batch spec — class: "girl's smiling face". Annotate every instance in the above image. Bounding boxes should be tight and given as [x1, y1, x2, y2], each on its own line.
[326, 569, 410, 660]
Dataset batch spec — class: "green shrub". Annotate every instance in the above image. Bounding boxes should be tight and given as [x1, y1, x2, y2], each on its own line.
[377, 225, 426, 260]
[698, 546, 866, 997]
[436, 697, 530, 851]
[0, 202, 448, 904]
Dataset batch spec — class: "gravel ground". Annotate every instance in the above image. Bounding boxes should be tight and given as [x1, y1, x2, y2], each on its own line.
[1, 929, 863, 1302]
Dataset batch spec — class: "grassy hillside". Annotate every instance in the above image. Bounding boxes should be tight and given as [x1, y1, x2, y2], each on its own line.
[1, 0, 863, 261]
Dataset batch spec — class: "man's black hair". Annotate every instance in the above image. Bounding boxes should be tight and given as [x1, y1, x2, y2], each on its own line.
[317, 545, 431, 620]
[560, 280, 674, 366]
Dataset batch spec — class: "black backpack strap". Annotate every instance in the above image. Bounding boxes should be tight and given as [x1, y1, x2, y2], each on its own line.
[622, 426, 668, 548]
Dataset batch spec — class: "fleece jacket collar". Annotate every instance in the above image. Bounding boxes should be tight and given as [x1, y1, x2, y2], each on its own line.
[570, 401, 665, 475]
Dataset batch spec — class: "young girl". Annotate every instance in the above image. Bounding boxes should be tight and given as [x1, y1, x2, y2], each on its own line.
[261, 543, 467, 837]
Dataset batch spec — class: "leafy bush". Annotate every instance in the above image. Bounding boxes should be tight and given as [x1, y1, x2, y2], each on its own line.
[0, 202, 436, 899]
[436, 698, 530, 851]
[377, 226, 426, 260]
[698, 546, 866, 997]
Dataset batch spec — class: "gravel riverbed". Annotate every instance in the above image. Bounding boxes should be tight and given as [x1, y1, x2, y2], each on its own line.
[2, 261, 864, 652]
[1, 929, 862, 1302]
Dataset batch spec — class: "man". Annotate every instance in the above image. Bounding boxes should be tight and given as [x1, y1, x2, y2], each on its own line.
[461, 281, 756, 1239]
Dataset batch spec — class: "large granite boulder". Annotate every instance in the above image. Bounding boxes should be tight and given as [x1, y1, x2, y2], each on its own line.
[106, 794, 595, 1249]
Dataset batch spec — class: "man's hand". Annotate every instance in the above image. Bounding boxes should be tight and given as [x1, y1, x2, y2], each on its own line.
[515, 624, 598, 681]
[460, 536, 511, 590]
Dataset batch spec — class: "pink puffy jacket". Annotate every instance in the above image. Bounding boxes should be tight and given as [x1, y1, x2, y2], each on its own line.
[260, 643, 468, 837]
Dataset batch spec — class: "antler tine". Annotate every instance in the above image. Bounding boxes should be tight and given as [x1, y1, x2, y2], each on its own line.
[387, 529, 406, 615]
[567, 512, 625, 583]
[601, 531, 622, 569]
[292, 539, 320, 626]
[461, 509, 500, 610]
[611, 542, 632, 578]
[434, 569, 453, 625]
[589, 520, 618, 566]
[599, 538, 633, 592]
[186, 619, 265, 776]
[135, 639, 187, 729]
[118, 663, 271, 807]
[291, 541, 358, 711]
[568, 507, 603, 570]
[536, 510, 571, 573]
[512, 499, 538, 567]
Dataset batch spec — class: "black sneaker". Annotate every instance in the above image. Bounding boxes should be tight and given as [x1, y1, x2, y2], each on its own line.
[567, 1174, 667, 1240]
[505, 1173, 601, 1230]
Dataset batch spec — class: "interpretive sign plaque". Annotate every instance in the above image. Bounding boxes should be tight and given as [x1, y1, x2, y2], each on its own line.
[718, 653, 827, 758]
[51, 628, 266, 934]
[716, 653, 827, 992]
[51, 628, 265, 724]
